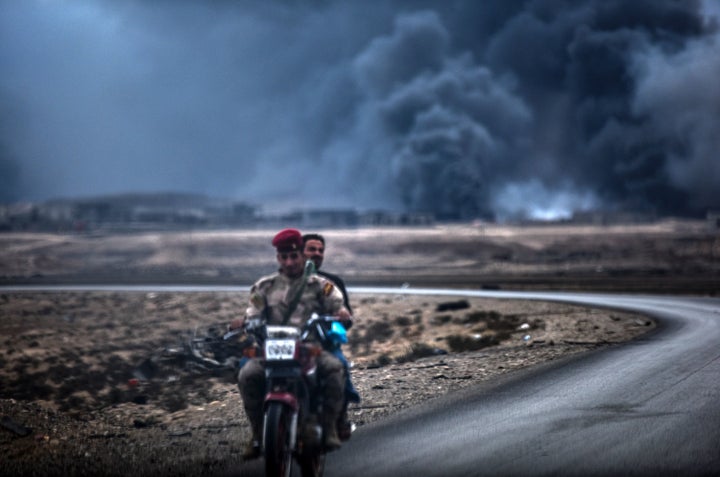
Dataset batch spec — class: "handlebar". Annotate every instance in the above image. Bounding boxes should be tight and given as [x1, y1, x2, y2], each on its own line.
[304, 313, 347, 344]
[307, 313, 337, 325]
[223, 316, 264, 340]
[224, 313, 347, 346]
[222, 328, 243, 340]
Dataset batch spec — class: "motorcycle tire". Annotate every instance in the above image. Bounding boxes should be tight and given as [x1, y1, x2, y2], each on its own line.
[298, 451, 325, 477]
[264, 402, 293, 477]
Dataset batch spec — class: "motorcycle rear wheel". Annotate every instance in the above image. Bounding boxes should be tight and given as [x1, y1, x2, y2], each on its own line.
[264, 403, 293, 477]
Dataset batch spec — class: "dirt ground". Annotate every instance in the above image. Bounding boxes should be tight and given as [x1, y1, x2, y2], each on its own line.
[0, 220, 717, 476]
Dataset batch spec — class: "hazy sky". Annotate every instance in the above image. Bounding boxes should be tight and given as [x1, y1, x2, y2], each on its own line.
[1, 0, 718, 220]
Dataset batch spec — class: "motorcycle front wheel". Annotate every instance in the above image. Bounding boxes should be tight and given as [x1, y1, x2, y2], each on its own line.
[298, 452, 325, 477]
[264, 402, 293, 477]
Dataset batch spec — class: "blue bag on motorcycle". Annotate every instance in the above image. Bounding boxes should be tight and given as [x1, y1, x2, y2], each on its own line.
[327, 321, 348, 345]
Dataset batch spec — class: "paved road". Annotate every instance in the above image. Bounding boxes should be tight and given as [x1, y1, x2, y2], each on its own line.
[325, 289, 720, 477]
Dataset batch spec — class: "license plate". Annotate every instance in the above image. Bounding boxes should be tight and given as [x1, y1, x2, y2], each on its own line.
[265, 339, 296, 361]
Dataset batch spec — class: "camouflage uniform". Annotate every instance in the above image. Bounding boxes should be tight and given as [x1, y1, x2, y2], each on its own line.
[244, 271, 346, 327]
[237, 271, 347, 446]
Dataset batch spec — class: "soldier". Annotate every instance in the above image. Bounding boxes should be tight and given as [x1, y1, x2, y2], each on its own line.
[229, 228, 352, 459]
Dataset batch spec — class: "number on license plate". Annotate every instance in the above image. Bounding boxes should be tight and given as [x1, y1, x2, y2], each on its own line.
[265, 339, 296, 360]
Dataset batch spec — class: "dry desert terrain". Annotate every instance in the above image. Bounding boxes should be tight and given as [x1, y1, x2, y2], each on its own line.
[1, 220, 717, 476]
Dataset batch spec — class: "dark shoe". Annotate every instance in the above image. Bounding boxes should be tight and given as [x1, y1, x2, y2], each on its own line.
[337, 412, 353, 441]
[301, 416, 323, 449]
[242, 438, 261, 460]
[322, 418, 342, 451]
[324, 430, 342, 451]
[338, 420, 353, 441]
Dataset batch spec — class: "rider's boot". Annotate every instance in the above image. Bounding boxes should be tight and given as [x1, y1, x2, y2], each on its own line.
[322, 413, 342, 451]
[338, 410, 353, 441]
[242, 409, 263, 460]
[301, 414, 323, 449]
[243, 438, 261, 460]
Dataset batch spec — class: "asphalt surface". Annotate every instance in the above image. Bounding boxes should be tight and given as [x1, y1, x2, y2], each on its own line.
[323, 290, 720, 477]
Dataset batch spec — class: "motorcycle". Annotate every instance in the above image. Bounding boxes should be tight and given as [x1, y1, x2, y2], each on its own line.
[226, 313, 349, 477]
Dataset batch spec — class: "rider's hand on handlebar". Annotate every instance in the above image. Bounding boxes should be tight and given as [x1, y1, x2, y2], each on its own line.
[228, 317, 245, 331]
[336, 308, 353, 330]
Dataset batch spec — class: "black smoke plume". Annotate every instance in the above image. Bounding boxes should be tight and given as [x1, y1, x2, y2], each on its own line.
[0, 0, 718, 220]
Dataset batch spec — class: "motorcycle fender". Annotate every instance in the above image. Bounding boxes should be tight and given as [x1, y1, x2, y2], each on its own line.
[264, 392, 299, 412]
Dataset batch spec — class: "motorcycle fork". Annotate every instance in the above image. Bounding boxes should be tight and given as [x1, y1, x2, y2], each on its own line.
[288, 410, 299, 452]
[261, 403, 299, 451]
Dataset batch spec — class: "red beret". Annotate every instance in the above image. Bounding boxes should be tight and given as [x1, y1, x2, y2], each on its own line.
[272, 228, 303, 252]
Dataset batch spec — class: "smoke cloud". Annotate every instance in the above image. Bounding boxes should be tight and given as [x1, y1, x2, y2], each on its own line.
[1, 0, 718, 219]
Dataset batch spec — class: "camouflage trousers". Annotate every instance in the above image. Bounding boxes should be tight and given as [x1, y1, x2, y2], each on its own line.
[237, 350, 345, 438]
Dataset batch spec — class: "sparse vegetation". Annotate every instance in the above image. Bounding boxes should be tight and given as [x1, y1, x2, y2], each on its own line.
[446, 333, 499, 352]
[345, 303, 549, 367]
[370, 353, 392, 368]
[458, 310, 502, 324]
[364, 320, 394, 342]
[435, 300, 470, 312]
[431, 314, 452, 325]
[394, 315, 412, 326]
[396, 342, 444, 363]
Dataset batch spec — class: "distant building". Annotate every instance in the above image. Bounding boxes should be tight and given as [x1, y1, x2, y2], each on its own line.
[300, 209, 359, 228]
[0, 193, 259, 232]
[0, 193, 441, 231]
[0, 202, 37, 231]
[359, 210, 434, 226]
[707, 211, 720, 230]
[263, 208, 435, 229]
[569, 210, 658, 225]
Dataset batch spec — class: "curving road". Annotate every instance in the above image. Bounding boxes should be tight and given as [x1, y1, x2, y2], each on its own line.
[324, 289, 720, 477]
